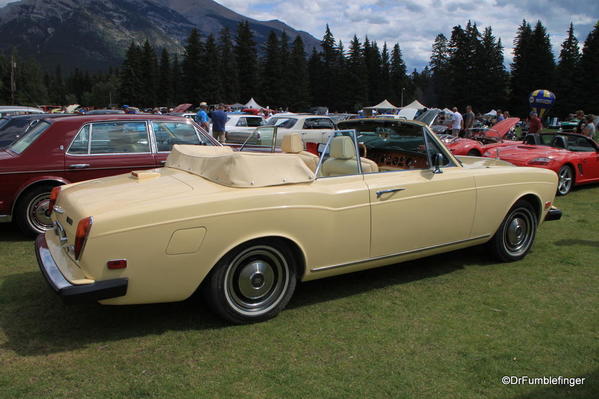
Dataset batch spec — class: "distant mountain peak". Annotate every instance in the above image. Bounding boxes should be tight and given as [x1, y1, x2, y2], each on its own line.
[0, 0, 320, 71]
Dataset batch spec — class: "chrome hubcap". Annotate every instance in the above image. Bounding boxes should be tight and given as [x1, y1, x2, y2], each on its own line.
[503, 208, 535, 256]
[225, 246, 289, 315]
[507, 218, 527, 249]
[558, 168, 572, 194]
[27, 193, 53, 232]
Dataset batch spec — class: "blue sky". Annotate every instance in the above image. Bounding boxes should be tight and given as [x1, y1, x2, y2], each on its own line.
[217, 0, 598, 71]
[0, 0, 596, 71]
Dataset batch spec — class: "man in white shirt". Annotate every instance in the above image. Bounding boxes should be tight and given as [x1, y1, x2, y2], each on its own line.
[450, 107, 463, 136]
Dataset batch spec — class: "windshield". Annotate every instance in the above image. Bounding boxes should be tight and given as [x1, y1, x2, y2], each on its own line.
[0, 118, 41, 148]
[264, 117, 296, 129]
[8, 120, 51, 154]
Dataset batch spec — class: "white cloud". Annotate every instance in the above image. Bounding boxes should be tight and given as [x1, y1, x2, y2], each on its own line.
[216, 0, 598, 70]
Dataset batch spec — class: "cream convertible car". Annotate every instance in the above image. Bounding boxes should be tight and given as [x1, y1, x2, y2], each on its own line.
[36, 123, 562, 323]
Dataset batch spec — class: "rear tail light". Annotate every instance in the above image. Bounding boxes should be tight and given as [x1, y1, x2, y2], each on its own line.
[48, 186, 61, 216]
[74, 216, 93, 260]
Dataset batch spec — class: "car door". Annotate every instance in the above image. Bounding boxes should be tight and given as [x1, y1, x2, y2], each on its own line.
[361, 126, 477, 258]
[568, 135, 599, 182]
[64, 121, 156, 182]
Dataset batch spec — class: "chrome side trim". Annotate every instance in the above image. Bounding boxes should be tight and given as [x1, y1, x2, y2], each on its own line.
[310, 234, 491, 272]
[0, 214, 12, 223]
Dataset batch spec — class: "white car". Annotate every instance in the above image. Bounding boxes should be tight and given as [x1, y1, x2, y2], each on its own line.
[0, 106, 45, 117]
[263, 114, 336, 144]
[225, 114, 264, 132]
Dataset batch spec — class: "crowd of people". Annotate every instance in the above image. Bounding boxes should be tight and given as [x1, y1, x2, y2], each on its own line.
[442, 105, 597, 141]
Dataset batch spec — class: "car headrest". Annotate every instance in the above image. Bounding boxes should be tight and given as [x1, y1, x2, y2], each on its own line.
[281, 133, 303, 153]
[330, 136, 356, 160]
[552, 135, 567, 149]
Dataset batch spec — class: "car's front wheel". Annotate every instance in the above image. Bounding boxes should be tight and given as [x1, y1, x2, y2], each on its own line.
[557, 165, 574, 196]
[205, 239, 297, 324]
[490, 200, 538, 262]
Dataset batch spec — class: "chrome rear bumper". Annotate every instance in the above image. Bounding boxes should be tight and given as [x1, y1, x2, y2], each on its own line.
[35, 234, 128, 304]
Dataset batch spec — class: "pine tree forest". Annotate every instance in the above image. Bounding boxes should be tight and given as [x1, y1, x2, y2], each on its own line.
[1, 19, 598, 118]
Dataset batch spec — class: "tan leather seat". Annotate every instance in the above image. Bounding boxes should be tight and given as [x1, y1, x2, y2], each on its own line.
[281, 133, 319, 172]
[321, 136, 379, 176]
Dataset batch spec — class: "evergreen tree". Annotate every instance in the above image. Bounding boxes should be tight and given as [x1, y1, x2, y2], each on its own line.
[279, 31, 290, 107]
[182, 28, 205, 103]
[390, 43, 407, 106]
[171, 54, 183, 105]
[529, 21, 555, 90]
[319, 25, 340, 109]
[580, 21, 599, 112]
[476, 27, 508, 112]
[380, 43, 391, 101]
[260, 31, 282, 106]
[307, 47, 323, 108]
[364, 38, 382, 103]
[235, 21, 258, 103]
[555, 23, 581, 117]
[429, 34, 450, 107]
[347, 35, 367, 111]
[218, 27, 239, 103]
[510, 20, 533, 116]
[140, 40, 158, 107]
[158, 48, 172, 106]
[288, 35, 310, 111]
[203, 34, 223, 103]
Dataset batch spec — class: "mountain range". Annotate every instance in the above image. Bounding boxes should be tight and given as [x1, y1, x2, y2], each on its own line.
[0, 0, 320, 71]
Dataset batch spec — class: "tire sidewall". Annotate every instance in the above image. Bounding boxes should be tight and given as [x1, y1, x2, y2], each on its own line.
[207, 239, 297, 324]
[15, 184, 55, 236]
[491, 200, 538, 262]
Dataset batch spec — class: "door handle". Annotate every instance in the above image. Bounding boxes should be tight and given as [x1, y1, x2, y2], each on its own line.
[376, 188, 406, 198]
[69, 164, 90, 169]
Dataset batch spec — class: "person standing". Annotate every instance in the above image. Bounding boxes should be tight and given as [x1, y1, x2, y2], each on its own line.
[210, 104, 227, 143]
[464, 105, 475, 133]
[575, 110, 585, 133]
[496, 109, 505, 122]
[582, 114, 596, 141]
[528, 111, 543, 134]
[196, 102, 210, 132]
[450, 107, 463, 136]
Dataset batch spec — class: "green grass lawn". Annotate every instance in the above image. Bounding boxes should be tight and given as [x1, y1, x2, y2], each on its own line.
[1, 187, 598, 399]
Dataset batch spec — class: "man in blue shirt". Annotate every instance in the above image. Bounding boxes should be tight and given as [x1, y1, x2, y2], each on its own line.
[210, 104, 227, 143]
[196, 102, 210, 132]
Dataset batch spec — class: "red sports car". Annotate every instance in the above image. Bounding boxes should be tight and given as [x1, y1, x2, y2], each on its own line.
[440, 117, 521, 156]
[0, 114, 218, 235]
[482, 132, 599, 195]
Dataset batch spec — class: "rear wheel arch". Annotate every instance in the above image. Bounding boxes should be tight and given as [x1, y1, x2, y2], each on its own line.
[13, 179, 68, 236]
[12, 178, 69, 214]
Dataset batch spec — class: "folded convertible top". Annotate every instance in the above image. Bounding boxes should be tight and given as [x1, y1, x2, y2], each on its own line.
[165, 144, 316, 188]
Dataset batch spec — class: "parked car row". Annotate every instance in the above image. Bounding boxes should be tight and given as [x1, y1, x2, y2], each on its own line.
[0, 114, 218, 235]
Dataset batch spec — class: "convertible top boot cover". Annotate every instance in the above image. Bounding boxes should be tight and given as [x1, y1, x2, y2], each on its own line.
[166, 144, 316, 187]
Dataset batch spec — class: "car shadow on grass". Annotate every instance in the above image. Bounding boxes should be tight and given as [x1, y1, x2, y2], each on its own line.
[0, 224, 32, 242]
[289, 245, 496, 309]
[554, 239, 599, 248]
[0, 245, 497, 357]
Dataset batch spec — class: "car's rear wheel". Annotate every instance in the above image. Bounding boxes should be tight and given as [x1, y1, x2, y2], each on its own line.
[15, 184, 57, 236]
[205, 239, 297, 324]
[557, 165, 574, 196]
[490, 200, 538, 262]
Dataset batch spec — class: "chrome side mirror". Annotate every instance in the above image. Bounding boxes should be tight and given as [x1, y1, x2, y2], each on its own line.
[432, 153, 444, 174]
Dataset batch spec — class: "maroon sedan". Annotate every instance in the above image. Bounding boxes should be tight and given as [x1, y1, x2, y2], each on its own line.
[0, 114, 219, 235]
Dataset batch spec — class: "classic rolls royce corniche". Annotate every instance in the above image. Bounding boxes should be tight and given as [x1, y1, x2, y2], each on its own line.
[36, 121, 562, 324]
